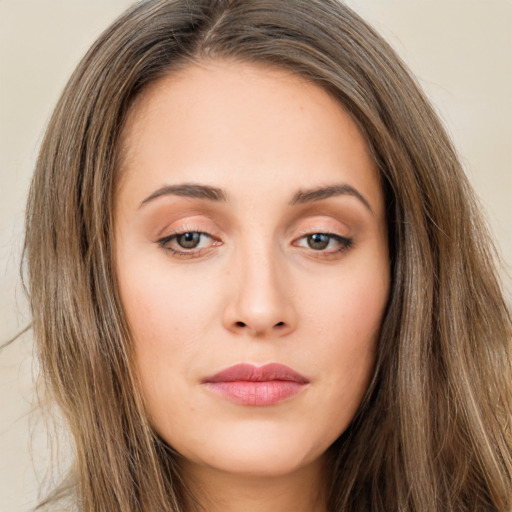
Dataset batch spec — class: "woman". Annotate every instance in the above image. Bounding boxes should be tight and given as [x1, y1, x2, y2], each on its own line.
[24, 0, 512, 511]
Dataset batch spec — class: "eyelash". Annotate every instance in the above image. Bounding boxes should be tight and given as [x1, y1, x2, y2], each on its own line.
[157, 230, 354, 259]
[157, 230, 218, 259]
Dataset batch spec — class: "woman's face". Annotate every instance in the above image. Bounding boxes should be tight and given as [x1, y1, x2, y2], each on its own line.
[115, 60, 390, 479]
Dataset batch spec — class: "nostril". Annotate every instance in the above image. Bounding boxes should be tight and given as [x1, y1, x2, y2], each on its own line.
[232, 320, 287, 330]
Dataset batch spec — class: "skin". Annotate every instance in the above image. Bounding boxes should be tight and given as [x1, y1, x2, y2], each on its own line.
[115, 60, 390, 512]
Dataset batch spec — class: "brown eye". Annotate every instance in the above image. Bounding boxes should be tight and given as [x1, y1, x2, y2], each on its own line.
[307, 233, 330, 250]
[157, 231, 215, 255]
[294, 232, 354, 255]
[177, 232, 201, 249]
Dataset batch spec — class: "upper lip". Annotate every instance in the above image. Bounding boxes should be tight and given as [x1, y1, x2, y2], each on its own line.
[202, 363, 310, 384]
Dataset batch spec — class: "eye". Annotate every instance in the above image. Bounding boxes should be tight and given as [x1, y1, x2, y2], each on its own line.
[157, 231, 218, 257]
[295, 232, 353, 253]
[175, 232, 203, 249]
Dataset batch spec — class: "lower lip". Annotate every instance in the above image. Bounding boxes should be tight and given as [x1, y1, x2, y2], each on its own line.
[204, 381, 307, 406]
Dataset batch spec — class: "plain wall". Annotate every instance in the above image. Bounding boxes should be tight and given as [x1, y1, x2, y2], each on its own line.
[1, 1, 510, 511]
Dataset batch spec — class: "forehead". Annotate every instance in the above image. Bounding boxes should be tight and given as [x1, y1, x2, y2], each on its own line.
[117, 59, 383, 214]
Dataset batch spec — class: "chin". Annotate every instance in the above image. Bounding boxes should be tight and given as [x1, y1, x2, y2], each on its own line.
[174, 423, 330, 478]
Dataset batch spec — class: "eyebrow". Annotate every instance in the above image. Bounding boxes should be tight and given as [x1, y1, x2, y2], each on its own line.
[140, 183, 227, 207]
[290, 184, 373, 213]
[140, 182, 373, 213]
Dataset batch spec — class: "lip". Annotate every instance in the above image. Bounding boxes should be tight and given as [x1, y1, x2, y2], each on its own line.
[201, 363, 310, 406]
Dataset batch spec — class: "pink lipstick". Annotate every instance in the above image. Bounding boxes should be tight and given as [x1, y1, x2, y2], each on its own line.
[202, 363, 309, 406]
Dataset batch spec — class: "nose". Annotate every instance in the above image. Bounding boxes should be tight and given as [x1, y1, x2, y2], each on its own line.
[222, 245, 297, 338]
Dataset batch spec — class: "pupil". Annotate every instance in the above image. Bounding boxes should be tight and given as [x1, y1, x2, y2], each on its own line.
[178, 232, 200, 249]
[308, 233, 329, 250]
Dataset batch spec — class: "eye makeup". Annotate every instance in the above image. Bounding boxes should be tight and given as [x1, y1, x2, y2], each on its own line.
[156, 225, 355, 262]
[157, 229, 221, 258]
[146, 198, 363, 262]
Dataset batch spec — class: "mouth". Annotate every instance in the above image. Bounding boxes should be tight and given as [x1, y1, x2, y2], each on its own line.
[201, 363, 310, 406]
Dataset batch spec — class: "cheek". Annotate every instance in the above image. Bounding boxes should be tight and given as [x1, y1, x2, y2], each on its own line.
[117, 260, 224, 416]
[120, 260, 220, 346]
[301, 256, 388, 351]
[297, 257, 388, 408]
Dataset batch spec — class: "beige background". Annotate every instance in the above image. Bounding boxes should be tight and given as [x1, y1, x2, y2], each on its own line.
[1, 1, 510, 511]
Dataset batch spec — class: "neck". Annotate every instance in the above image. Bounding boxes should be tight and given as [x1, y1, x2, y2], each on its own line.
[180, 456, 329, 512]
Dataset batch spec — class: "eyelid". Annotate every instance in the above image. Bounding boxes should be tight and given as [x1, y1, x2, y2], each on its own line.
[292, 219, 351, 239]
[157, 224, 219, 243]
[154, 212, 219, 237]
[293, 231, 353, 248]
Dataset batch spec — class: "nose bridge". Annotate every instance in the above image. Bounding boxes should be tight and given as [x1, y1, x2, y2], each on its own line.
[223, 232, 295, 336]
[241, 238, 280, 302]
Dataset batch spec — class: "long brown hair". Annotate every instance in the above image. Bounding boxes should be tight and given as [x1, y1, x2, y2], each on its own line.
[25, 1, 512, 510]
